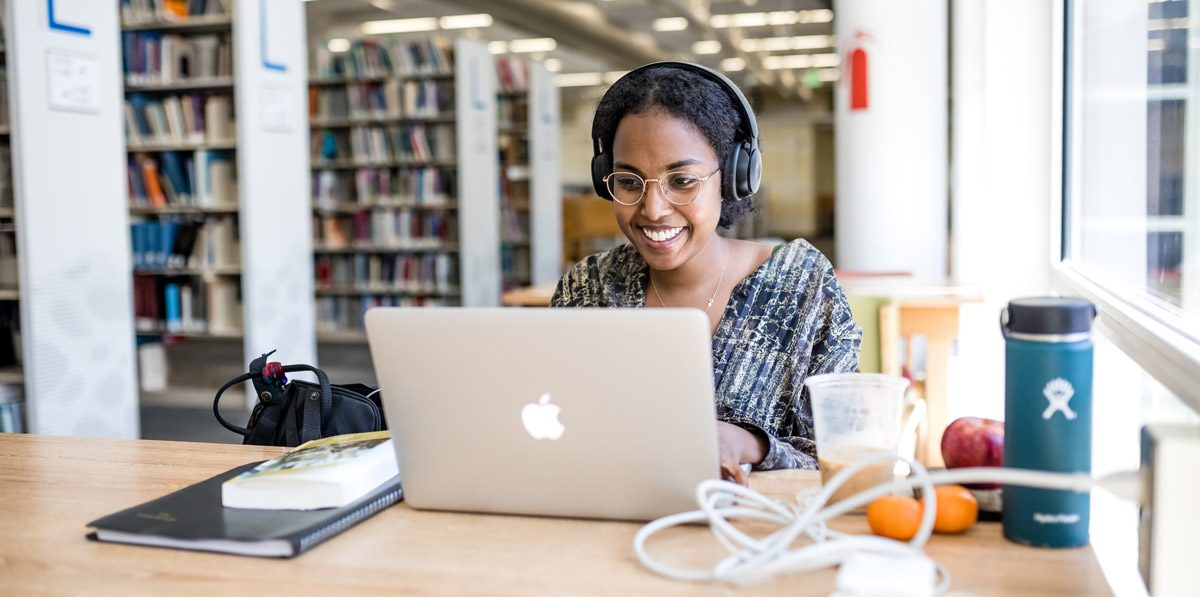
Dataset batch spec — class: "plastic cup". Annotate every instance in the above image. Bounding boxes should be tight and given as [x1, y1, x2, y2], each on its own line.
[804, 372, 909, 505]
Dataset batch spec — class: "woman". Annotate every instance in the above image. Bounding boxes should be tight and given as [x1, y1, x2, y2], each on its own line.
[551, 63, 860, 485]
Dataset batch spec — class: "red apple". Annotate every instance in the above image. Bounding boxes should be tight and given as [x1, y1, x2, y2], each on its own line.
[940, 417, 1004, 489]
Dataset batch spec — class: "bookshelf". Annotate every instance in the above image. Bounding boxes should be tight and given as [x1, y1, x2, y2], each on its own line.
[309, 36, 499, 340]
[0, 0, 22, 432]
[498, 57, 561, 289]
[7, 0, 140, 435]
[120, 0, 316, 406]
[121, 0, 241, 340]
[496, 56, 532, 291]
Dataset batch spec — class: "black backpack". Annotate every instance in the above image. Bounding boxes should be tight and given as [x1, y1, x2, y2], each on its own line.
[213, 350, 387, 447]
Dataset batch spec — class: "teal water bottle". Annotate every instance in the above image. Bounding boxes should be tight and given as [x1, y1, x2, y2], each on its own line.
[1001, 297, 1096, 548]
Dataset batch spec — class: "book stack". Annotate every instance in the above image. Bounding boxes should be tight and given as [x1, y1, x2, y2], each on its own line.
[88, 432, 403, 558]
[310, 36, 464, 338]
[121, 1, 243, 340]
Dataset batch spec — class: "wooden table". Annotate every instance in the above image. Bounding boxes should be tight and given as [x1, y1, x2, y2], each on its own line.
[0, 434, 1111, 595]
[501, 282, 556, 307]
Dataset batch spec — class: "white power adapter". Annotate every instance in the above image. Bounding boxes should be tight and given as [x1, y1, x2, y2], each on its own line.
[834, 552, 936, 597]
[1139, 424, 1200, 595]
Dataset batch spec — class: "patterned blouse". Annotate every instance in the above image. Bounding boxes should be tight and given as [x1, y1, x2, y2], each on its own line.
[551, 239, 861, 470]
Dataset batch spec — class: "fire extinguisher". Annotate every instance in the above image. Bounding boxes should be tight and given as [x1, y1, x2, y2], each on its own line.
[846, 30, 872, 111]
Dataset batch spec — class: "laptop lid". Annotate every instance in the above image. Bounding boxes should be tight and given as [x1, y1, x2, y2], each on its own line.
[365, 307, 720, 521]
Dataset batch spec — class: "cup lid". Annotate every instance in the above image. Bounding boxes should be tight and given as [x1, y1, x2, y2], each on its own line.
[1005, 297, 1096, 335]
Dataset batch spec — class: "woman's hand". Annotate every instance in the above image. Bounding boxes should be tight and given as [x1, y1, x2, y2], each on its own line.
[716, 421, 768, 486]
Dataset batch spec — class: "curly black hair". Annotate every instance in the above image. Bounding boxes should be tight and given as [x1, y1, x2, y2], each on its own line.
[592, 65, 755, 228]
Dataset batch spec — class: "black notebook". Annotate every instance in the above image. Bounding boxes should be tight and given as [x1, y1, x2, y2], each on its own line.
[86, 462, 403, 558]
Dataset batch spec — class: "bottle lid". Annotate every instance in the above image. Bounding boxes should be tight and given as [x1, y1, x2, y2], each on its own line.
[1005, 297, 1096, 336]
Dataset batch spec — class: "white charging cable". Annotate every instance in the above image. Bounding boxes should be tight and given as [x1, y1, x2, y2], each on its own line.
[633, 452, 1135, 592]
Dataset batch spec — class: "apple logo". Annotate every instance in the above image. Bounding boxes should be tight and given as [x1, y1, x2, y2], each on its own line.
[521, 393, 565, 440]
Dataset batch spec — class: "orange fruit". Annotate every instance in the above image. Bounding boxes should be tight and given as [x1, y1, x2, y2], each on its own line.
[932, 485, 978, 533]
[866, 495, 923, 541]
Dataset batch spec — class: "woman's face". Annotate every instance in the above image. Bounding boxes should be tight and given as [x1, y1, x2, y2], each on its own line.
[609, 108, 723, 273]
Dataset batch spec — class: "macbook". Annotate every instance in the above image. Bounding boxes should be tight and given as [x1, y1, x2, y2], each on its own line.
[364, 307, 721, 520]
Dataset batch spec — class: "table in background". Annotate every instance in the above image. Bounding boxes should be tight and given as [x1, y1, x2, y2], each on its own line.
[0, 434, 1110, 595]
[501, 282, 556, 307]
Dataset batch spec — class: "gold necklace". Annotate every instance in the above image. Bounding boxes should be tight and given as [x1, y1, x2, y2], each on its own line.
[650, 240, 730, 311]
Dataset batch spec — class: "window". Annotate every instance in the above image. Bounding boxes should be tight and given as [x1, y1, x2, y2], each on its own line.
[1057, 0, 1200, 411]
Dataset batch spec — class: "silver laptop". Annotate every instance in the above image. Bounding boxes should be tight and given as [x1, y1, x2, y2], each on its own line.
[364, 307, 721, 520]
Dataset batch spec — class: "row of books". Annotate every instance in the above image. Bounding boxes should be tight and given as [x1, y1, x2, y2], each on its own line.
[501, 245, 532, 291]
[128, 150, 236, 208]
[315, 253, 458, 295]
[501, 208, 529, 245]
[315, 211, 456, 250]
[309, 80, 454, 122]
[130, 217, 239, 270]
[125, 93, 235, 147]
[0, 146, 11, 209]
[0, 71, 8, 127]
[497, 95, 529, 131]
[311, 125, 455, 165]
[133, 275, 241, 335]
[317, 294, 454, 334]
[312, 167, 455, 208]
[121, 0, 229, 24]
[122, 32, 233, 86]
[312, 38, 453, 80]
[495, 56, 530, 94]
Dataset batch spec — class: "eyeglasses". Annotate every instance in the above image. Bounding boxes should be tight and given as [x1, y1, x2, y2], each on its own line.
[602, 166, 721, 206]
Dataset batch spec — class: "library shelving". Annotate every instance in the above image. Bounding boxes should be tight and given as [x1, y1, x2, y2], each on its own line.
[496, 56, 532, 292]
[309, 36, 499, 339]
[120, 0, 316, 406]
[0, 0, 22, 432]
[122, 0, 241, 341]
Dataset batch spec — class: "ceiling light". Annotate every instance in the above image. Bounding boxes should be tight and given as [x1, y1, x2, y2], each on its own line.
[439, 13, 493, 30]
[761, 52, 839, 70]
[509, 38, 557, 53]
[326, 38, 351, 53]
[740, 35, 835, 53]
[555, 72, 603, 87]
[720, 57, 746, 72]
[360, 17, 438, 34]
[711, 9, 834, 29]
[652, 17, 689, 32]
[692, 40, 722, 54]
[487, 41, 508, 54]
[543, 58, 562, 72]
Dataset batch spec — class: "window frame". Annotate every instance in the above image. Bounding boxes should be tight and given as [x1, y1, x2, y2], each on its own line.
[1050, 0, 1200, 414]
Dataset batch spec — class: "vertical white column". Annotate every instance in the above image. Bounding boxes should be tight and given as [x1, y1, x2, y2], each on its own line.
[834, 0, 948, 280]
[456, 39, 500, 306]
[529, 62, 562, 285]
[8, 0, 137, 436]
[234, 0, 315, 391]
[948, 0, 1055, 422]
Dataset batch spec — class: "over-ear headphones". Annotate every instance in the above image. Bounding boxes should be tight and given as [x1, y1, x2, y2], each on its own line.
[590, 61, 762, 203]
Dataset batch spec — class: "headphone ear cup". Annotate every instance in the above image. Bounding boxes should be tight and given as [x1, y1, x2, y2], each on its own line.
[591, 153, 613, 200]
[722, 144, 742, 202]
[743, 144, 762, 198]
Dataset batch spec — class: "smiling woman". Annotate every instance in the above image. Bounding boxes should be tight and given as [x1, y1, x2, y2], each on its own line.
[550, 63, 862, 484]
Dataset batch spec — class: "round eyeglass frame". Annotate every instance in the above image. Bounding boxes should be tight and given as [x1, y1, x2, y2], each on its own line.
[601, 166, 721, 206]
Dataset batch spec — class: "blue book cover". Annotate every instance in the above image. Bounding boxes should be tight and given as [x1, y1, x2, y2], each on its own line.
[164, 284, 182, 333]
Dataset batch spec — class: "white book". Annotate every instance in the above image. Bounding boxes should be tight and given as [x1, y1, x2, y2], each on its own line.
[204, 96, 235, 143]
[222, 432, 398, 510]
